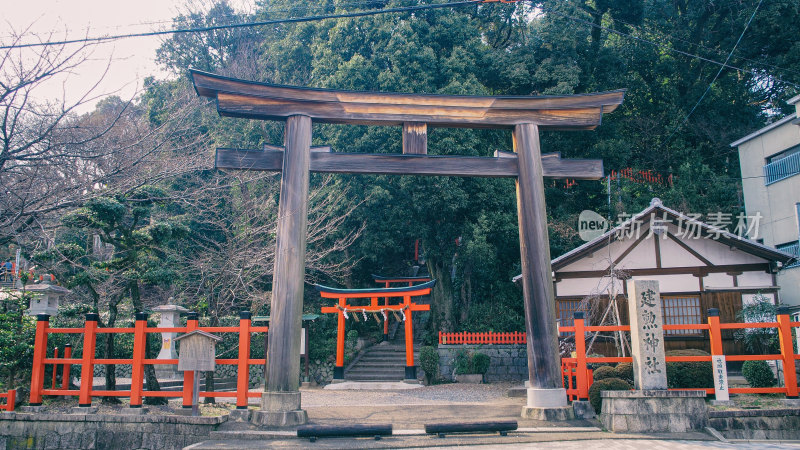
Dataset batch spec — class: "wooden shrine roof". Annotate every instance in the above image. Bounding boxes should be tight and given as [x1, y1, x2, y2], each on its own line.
[315, 279, 436, 296]
[190, 70, 625, 130]
[372, 274, 431, 282]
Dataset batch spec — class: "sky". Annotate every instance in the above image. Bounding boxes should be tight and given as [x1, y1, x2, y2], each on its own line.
[2, 0, 252, 113]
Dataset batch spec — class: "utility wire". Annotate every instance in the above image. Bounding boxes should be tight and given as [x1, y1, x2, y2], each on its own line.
[559, 0, 800, 80]
[662, 0, 763, 146]
[538, 2, 799, 89]
[0, 0, 399, 40]
[1, 0, 483, 50]
[5, 0, 797, 91]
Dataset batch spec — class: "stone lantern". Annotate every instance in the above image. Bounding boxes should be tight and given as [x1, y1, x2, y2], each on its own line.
[25, 281, 70, 317]
[152, 300, 189, 379]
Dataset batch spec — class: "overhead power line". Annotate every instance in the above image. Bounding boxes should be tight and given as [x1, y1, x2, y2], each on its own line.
[538, 2, 799, 89]
[0, 0, 484, 50]
[559, 0, 800, 79]
[663, 0, 764, 145]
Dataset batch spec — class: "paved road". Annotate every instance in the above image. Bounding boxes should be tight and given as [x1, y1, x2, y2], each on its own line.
[434, 440, 800, 449]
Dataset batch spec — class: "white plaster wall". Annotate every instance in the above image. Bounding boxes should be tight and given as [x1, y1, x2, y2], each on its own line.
[737, 121, 800, 247]
[556, 277, 624, 297]
[703, 272, 734, 289]
[628, 274, 692, 293]
[742, 292, 776, 306]
[687, 237, 765, 265]
[559, 238, 631, 272]
[777, 268, 800, 306]
[658, 235, 705, 267]
[737, 270, 774, 287]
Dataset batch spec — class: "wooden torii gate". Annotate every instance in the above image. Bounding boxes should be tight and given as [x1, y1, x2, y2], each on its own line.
[191, 70, 624, 425]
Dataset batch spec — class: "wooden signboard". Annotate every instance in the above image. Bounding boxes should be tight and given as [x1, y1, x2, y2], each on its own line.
[175, 330, 222, 416]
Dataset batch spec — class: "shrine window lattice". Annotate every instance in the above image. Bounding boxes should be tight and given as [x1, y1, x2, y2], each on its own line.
[661, 295, 702, 336]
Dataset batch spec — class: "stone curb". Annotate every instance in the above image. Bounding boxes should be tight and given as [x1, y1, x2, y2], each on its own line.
[708, 408, 800, 418]
[0, 412, 227, 425]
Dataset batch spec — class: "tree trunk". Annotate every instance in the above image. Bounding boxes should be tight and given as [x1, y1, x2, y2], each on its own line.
[204, 314, 219, 404]
[128, 281, 166, 405]
[102, 298, 120, 404]
[427, 257, 455, 333]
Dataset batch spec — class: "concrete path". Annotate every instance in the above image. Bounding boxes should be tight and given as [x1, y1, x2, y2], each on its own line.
[185, 383, 800, 449]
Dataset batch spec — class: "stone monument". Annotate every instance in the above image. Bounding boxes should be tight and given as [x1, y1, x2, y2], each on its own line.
[600, 279, 708, 433]
[152, 300, 189, 379]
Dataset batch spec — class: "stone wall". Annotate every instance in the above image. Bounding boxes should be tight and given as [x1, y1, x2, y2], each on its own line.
[0, 412, 225, 449]
[709, 408, 800, 440]
[436, 344, 527, 382]
[89, 361, 332, 387]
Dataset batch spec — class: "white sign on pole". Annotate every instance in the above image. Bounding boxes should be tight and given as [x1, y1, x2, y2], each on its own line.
[300, 327, 306, 356]
[712, 355, 730, 402]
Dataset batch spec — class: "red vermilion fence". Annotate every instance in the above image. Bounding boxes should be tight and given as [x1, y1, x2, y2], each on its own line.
[29, 311, 267, 409]
[438, 331, 526, 345]
[0, 390, 15, 411]
[560, 308, 800, 402]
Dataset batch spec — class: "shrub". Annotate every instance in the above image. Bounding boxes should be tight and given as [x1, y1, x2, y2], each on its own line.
[592, 365, 616, 381]
[471, 352, 491, 375]
[665, 349, 713, 389]
[587, 353, 611, 370]
[742, 360, 776, 388]
[588, 377, 631, 414]
[613, 362, 634, 384]
[454, 349, 471, 375]
[419, 346, 440, 384]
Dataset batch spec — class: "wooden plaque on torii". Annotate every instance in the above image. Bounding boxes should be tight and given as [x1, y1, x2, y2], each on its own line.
[191, 69, 624, 420]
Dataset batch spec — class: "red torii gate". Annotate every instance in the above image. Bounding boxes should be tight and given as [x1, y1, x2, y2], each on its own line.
[317, 280, 434, 380]
[372, 274, 431, 341]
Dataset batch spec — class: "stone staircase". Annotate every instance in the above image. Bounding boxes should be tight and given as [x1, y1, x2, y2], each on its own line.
[345, 329, 420, 381]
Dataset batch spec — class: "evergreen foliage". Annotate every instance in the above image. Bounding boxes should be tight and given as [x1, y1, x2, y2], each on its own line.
[588, 377, 632, 414]
[665, 349, 714, 389]
[742, 360, 777, 388]
[4, 0, 800, 388]
[419, 346, 440, 384]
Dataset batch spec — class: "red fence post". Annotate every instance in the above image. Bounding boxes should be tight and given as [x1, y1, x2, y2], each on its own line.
[130, 312, 148, 408]
[236, 311, 252, 410]
[573, 311, 589, 401]
[707, 308, 724, 356]
[51, 348, 59, 389]
[78, 313, 99, 407]
[29, 314, 50, 406]
[6, 390, 15, 411]
[777, 307, 799, 398]
[182, 312, 199, 408]
[62, 344, 72, 390]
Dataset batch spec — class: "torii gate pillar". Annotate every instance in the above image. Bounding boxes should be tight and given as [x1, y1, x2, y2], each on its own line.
[252, 115, 311, 426]
[514, 124, 570, 418]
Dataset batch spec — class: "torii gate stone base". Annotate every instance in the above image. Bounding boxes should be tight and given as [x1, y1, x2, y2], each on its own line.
[191, 70, 625, 425]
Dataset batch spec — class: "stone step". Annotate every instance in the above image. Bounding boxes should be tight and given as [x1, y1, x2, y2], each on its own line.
[351, 362, 411, 368]
[345, 366, 405, 375]
[356, 355, 412, 361]
[346, 375, 405, 381]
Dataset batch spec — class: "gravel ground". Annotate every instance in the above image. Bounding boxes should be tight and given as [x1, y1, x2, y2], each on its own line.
[85, 377, 521, 408]
[301, 383, 519, 407]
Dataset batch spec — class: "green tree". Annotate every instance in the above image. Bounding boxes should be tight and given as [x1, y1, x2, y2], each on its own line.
[35, 186, 187, 403]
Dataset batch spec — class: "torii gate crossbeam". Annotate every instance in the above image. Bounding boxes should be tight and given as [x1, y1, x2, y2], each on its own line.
[191, 70, 625, 426]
